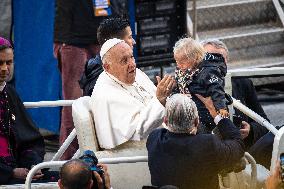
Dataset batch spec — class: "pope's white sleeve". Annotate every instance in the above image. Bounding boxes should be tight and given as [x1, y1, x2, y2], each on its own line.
[132, 96, 165, 140]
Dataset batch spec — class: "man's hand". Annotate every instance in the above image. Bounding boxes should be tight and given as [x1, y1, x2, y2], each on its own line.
[218, 108, 229, 118]
[32, 169, 44, 180]
[265, 161, 282, 189]
[93, 164, 111, 189]
[156, 75, 175, 106]
[13, 168, 29, 179]
[240, 121, 250, 139]
[195, 94, 218, 118]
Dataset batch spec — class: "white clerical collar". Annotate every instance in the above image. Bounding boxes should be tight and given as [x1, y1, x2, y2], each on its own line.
[106, 71, 133, 86]
[0, 82, 6, 92]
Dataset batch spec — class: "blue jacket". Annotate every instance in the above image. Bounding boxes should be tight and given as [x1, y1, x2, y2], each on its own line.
[79, 55, 103, 96]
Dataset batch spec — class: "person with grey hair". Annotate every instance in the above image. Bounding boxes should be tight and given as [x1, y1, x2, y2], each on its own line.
[202, 39, 273, 169]
[201, 39, 229, 62]
[173, 37, 229, 133]
[91, 38, 175, 149]
[147, 93, 245, 189]
[165, 94, 199, 134]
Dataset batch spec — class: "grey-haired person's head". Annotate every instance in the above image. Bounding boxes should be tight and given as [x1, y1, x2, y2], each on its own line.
[165, 94, 199, 134]
[201, 39, 229, 63]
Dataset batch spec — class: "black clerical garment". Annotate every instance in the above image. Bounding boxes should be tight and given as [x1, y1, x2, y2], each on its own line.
[232, 78, 269, 148]
[147, 118, 245, 189]
[232, 78, 274, 169]
[0, 84, 45, 184]
[79, 55, 103, 96]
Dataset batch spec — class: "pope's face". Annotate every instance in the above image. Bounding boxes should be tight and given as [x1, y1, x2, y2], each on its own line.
[0, 48, 14, 84]
[104, 42, 136, 85]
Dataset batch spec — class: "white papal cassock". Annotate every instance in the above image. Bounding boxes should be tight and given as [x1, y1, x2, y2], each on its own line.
[91, 68, 165, 149]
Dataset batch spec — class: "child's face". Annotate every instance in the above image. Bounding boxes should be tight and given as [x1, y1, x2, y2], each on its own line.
[174, 52, 194, 72]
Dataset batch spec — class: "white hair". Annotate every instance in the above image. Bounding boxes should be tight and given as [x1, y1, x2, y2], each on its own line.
[173, 37, 206, 65]
[201, 39, 229, 61]
[166, 94, 199, 133]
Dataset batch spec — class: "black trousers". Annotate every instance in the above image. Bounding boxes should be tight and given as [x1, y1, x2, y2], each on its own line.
[249, 132, 274, 169]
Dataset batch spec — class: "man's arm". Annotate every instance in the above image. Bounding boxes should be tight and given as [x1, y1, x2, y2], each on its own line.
[196, 94, 244, 168]
[213, 118, 245, 169]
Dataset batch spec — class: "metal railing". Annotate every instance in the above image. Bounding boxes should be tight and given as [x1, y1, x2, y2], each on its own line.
[192, 0, 197, 39]
[24, 100, 74, 108]
[51, 128, 77, 161]
[187, 0, 284, 37]
[232, 97, 278, 136]
[21, 67, 284, 188]
[227, 67, 284, 136]
[272, 0, 284, 27]
[23, 100, 75, 161]
[24, 156, 148, 189]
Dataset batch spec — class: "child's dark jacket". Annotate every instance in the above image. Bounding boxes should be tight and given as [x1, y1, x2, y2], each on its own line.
[175, 53, 227, 131]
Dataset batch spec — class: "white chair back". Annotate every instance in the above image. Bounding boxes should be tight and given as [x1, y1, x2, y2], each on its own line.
[72, 96, 99, 154]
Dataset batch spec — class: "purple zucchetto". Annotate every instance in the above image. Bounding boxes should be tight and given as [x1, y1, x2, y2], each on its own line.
[0, 37, 12, 48]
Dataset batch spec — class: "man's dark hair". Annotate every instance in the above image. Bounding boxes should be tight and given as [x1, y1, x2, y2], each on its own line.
[60, 159, 92, 189]
[97, 17, 130, 46]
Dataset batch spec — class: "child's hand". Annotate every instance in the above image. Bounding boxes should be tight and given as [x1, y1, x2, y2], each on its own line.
[218, 109, 229, 118]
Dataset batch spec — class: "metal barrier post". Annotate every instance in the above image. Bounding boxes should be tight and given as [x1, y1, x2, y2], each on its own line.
[232, 98, 279, 136]
[51, 128, 77, 161]
[24, 100, 74, 108]
[225, 73, 234, 121]
[192, 0, 197, 39]
[244, 152, 257, 189]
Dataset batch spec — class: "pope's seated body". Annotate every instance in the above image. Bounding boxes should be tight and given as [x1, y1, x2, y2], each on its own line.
[90, 38, 175, 149]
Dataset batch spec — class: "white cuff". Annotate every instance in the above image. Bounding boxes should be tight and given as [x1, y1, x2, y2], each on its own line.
[214, 114, 223, 125]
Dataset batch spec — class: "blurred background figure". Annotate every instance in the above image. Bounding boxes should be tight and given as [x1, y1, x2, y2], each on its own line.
[0, 37, 59, 185]
[53, 0, 123, 160]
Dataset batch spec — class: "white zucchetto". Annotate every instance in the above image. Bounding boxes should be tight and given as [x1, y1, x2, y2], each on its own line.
[100, 38, 124, 60]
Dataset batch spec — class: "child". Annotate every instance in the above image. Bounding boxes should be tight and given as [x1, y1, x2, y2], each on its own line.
[173, 37, 228, 133]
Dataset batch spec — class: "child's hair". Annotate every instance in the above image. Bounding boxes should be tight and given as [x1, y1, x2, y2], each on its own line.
[173, 37, 206, 67]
